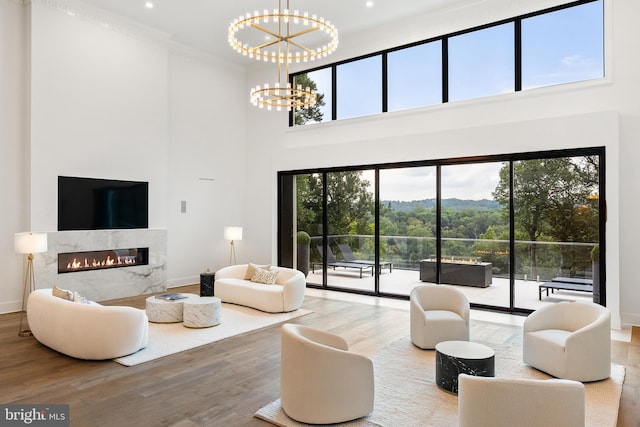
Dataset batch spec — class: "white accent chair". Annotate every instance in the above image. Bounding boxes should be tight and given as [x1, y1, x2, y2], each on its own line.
[458, 374, 585, 427]
[410, 284, 470, 349]
[27, 288, 148, 360]
[523, 301, 611, 382]
[280, 323, 374, 424]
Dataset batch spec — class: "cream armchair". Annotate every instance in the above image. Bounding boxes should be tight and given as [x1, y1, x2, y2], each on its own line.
[458, 374, 585, 427]
[523, 301, 611, 382]
[410, 284, 470, 349]
[280, 323, 374, 424]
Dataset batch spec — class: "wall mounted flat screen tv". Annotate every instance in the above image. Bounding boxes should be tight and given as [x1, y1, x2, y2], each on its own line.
[58, 176, 149, 231]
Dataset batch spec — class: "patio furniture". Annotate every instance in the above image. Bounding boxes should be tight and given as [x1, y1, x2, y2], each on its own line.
[312, 245, 373, 278]
[410, 284, 470, 349]
[523, 301, 610, 381]
[280, 323, 374, 424]
[538, 277, 593, 300]
[337, 243, 393, 273]
[458, 374, 585, 427]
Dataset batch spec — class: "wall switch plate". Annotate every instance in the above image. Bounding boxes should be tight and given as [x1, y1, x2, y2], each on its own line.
[181, 200, 187, 213]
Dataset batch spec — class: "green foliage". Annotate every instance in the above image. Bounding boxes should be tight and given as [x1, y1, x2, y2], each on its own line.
[294, 156, 599, 278]
[591, 245, 599, 262]
[293, 73, 325, 125]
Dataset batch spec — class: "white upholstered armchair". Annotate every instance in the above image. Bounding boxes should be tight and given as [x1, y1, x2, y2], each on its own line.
[410, 284, 470, 349]
[523, 301, 611, 382]
[280, 323, 374, 424]
[458, 374, 585, 427]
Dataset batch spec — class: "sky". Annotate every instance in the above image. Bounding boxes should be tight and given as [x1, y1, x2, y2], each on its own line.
[360, 162, 505, 202]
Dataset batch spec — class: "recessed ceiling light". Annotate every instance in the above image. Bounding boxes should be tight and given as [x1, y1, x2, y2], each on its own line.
[366, 1, 374, 7]
[145, 1, 154, 9]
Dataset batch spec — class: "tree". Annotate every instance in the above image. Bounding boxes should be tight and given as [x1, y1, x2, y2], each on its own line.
[293, 73, 325, 125]
[493, 157, 599, 279]
[296, 171, 374, 238]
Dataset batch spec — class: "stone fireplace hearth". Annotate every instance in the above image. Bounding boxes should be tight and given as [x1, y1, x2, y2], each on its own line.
[35, 229, 167, 302]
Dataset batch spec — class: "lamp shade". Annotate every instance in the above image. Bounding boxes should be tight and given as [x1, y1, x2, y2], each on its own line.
[14, 232, 48, 254]
[224, 226, 243, 241]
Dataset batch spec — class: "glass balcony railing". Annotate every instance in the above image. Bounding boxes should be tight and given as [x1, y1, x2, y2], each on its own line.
[309, 235, 597, 281]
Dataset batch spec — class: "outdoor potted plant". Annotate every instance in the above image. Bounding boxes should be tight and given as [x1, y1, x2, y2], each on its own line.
[296, 231, 311, 277]
[591, 245, 600, 303]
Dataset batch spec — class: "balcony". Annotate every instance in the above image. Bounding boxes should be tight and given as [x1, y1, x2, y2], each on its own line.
[305, 234, 597, 311]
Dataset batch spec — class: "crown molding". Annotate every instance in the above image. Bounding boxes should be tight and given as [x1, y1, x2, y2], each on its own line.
[29, 0, 171, 46]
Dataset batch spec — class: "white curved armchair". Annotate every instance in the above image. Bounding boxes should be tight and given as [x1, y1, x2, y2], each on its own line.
[280, 323, 374, 424]
[410, 284, 470, 349]
[523, 301, 611, 382]
[458, 374, 585, 427]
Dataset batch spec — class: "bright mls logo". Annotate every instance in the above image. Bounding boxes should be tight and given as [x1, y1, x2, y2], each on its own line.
[1, 405, 69, 426]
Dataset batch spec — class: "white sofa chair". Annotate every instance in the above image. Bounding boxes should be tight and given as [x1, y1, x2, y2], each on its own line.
[458, 374, 585, 427]
[214, 264, 305, 313]
[27, 288, 149, 360]
[280, 323, 374, 424]
[523, 301, 611, 382]
[410, 284, 470, 349]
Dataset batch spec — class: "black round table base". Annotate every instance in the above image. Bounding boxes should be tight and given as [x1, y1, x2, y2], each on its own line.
[435, 341, 495, 394]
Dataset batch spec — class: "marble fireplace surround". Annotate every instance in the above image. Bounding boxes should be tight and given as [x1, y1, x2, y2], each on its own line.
[35, 229, 168, 302]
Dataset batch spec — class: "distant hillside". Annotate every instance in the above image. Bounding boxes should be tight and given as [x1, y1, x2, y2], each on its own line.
[383, 198, 502, 212]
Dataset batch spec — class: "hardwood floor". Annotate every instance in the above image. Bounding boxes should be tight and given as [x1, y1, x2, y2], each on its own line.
[1, 285, 638, 427]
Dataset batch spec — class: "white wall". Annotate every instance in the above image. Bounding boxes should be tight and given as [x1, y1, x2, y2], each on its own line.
[29, 2, 169, 231]
[244, 0, 640, 327]
[0, 0, 29, 313]
[166, 50, 247, 285]
[0, 0, 247, 312]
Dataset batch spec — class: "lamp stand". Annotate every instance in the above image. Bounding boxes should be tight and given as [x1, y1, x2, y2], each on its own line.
[229, 240, 237, 265]
[18, 253, 35, 337]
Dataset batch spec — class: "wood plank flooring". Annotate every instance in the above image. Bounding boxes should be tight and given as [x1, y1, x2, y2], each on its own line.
[0, 285, 637, 427]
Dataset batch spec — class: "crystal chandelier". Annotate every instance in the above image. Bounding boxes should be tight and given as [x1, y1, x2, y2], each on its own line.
[228, 0, 338, 111]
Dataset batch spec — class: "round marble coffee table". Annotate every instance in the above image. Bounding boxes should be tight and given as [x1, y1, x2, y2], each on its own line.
[183, 297, 222, 328]
[435, 340, 495, 394]
[145, 293, 199, 323]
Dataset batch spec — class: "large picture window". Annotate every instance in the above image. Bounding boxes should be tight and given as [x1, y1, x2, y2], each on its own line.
[278, 147, 605, 314]
[291, 0, 603, 126]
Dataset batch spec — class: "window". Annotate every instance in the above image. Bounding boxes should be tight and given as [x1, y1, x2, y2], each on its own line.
[448, 23, 515, 102]
[290, 0, 603, 126]
[279, 147, 605, 313]
[387, 42, 442, 111]
[337, 56, 382, 120]
[522, 0, 604, 89]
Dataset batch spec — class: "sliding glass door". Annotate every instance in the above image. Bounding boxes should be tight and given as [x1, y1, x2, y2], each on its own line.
[378, 167, 437, 296]
[279, 147, 605, 313]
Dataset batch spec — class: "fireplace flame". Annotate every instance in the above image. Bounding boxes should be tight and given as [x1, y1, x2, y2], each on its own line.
[66, 255, 137, 270]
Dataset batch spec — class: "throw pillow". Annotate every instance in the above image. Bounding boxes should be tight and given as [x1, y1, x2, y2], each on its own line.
[52, 286, 74, 301]
[251, 267, 279, 284]
[73, 291, 91, 304]
[244, 263, 271, 280]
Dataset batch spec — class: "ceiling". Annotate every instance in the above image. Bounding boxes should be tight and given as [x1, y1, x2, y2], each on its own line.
[76, 0, 462, 64]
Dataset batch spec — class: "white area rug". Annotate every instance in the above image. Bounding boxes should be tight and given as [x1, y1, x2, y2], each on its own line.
[114, 304, 311, 366]
[255, 321, 625, 427]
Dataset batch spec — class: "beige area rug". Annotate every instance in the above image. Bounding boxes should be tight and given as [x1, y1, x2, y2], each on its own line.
[255, 320, 625, 427]
[114, 304, 312, 366]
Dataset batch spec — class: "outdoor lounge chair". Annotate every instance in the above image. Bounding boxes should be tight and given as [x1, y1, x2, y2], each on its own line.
[338, 243, 393, 273]
[312, 245, 373, 278]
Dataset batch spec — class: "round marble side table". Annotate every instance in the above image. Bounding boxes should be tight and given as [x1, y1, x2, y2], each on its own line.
[145, 293, 199, 323]
[183, 297, 222, 328]
[435, 340, 495, 394]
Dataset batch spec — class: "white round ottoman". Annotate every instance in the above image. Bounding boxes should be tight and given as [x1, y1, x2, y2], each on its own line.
[145, 293, 199, 323]
[183, 297, 222, 328]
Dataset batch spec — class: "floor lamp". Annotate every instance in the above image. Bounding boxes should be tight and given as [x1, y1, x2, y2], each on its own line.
[15, 232, 48, 337]
[224, 226, 242, 265]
